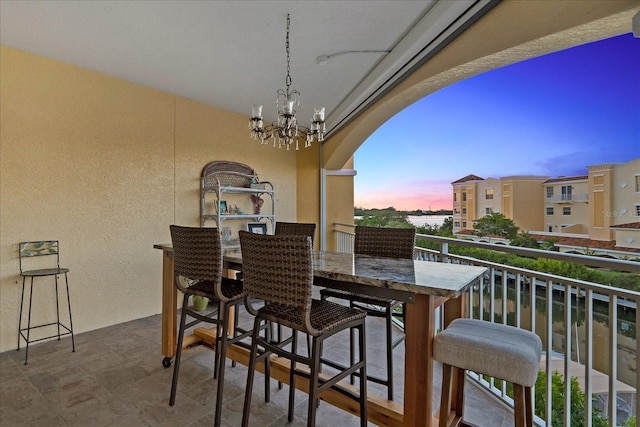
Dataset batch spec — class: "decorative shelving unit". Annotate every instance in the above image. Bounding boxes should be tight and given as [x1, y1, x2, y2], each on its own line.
[200, 161, 274, 249]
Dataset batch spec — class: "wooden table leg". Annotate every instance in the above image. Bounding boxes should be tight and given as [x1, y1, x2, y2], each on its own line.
[443, 294, 468, 418]
[161, 256, 237, 365]
[161, 251, 177, 365]
[404, 294, 435, 427]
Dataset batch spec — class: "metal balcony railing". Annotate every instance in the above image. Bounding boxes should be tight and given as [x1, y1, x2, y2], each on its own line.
[333, 223, 640, 427]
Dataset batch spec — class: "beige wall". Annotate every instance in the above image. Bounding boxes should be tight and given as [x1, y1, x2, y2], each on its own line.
[589, 164, 615, 240]
[451, 180, 481, 231]
[503, 177, 547, 232]
[612, 158, 640, 226]
[0, 46, 297, 352]
[588, 158, 640, 246]
[543, 178, 589, 234]
[476, 178, 500, 218]
[615, 230, 640, 250]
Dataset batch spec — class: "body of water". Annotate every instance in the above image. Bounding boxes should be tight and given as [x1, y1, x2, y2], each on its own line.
[407, 215, 450, 227]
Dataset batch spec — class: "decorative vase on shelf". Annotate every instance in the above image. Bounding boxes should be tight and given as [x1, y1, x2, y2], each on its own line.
[250, 195, 264, 214]
[192, 295, 209, 311]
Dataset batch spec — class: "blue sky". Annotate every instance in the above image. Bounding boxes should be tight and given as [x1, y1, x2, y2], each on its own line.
[354, 33, 640, 211]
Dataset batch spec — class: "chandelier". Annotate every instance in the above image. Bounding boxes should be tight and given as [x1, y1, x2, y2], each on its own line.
[249, 14, 325, 150]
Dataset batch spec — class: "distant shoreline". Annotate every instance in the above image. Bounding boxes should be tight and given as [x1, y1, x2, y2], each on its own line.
[354, 214, 450, 227]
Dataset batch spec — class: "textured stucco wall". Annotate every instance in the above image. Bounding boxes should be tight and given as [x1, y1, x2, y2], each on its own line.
[0, 46, 297, 353]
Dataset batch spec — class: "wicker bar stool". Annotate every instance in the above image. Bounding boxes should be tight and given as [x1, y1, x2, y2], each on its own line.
[168, 225, 252, 427]
[239, 232, 368, 427]
[433, 319, 542, 427]
[320, 225, 415, 400]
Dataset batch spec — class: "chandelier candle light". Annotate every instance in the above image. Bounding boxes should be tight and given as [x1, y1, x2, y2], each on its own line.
[249, 14, 325, 150]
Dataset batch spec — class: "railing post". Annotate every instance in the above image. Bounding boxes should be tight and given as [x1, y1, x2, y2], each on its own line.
[440, 241, 449, 263]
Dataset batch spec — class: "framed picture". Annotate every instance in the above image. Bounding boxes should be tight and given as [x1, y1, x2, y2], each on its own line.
[219, 200, 228, 214]
[247, 222, 267, 234]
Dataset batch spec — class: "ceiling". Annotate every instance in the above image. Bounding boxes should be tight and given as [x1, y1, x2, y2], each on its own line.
[0, 0, 495, 137]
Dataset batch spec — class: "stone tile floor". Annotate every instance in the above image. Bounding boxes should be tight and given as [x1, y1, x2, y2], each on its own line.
[1, 305, 515, 426]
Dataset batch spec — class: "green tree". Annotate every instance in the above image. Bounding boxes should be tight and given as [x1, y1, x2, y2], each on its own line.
[439, 216, 453, 237]
[510, 231, 540, 248]
[541, 238, 558, 251]
[473, 212, 519, 240]
[533, 370, 608, 427]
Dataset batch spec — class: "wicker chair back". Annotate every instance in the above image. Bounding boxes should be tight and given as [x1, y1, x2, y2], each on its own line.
[239, 231, 314, 332]
[274, 222, 316, 246]
[169, 225, 230, 302]
[354, 226, 416, 259]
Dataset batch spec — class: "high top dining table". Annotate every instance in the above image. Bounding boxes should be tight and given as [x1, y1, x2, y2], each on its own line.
[154, 244, 487, 427]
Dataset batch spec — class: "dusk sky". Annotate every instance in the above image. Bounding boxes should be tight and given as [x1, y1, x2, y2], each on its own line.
[354, 33, 640, 211]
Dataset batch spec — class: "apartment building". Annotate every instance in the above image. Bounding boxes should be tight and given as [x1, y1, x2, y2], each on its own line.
[543, 175, 589, 234]
[452, 174, 548, 233]
[451, 158, 640, 257]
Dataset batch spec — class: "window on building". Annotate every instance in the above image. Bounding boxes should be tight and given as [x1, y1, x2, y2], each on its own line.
[636, 204, 640, 217]
[563, 207, 571, 215]
[462, 192, 467, 202]
[485, 189, 494, 200]
[462, 208, 467, 215]
[453, 193, 457, 202]
[561, 185, 572, 201]
[454, 221, 460, 228]
[546, 207, 554, 215]
[462, 221, 467, 228]
[546, 186, 553, 198]
[636, 175, 640, 192]
[486, 207, 493, 215]
[548, 225, 553, 232]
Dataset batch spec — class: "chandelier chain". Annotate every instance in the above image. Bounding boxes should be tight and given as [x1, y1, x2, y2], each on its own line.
[285, 14, 291, 89]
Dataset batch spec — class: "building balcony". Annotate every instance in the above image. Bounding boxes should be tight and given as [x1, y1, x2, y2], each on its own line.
[546, 193, 589, 203]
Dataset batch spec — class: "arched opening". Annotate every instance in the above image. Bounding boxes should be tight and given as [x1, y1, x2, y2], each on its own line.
[311, 1, 638, 248]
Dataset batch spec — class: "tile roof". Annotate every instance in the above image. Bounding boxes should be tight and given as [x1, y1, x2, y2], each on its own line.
[451, 174, 484, 184]
[611, 222, 640, 229]
[453, 230, 640, 254]
[455, 229, 475, 235]
[543, 175, 588, 184]
[530, 234, 640, 254]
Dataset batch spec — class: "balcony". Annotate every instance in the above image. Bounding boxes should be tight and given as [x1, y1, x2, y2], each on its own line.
[335, 224, 640, 426]
[0, 284, 512, 426]
[546, 193, 589, 203]
[2, 228, 638, 426]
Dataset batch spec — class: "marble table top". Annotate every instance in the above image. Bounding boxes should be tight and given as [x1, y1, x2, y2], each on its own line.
[155, 244, 487, 301]
[225, 250, 486, 301]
